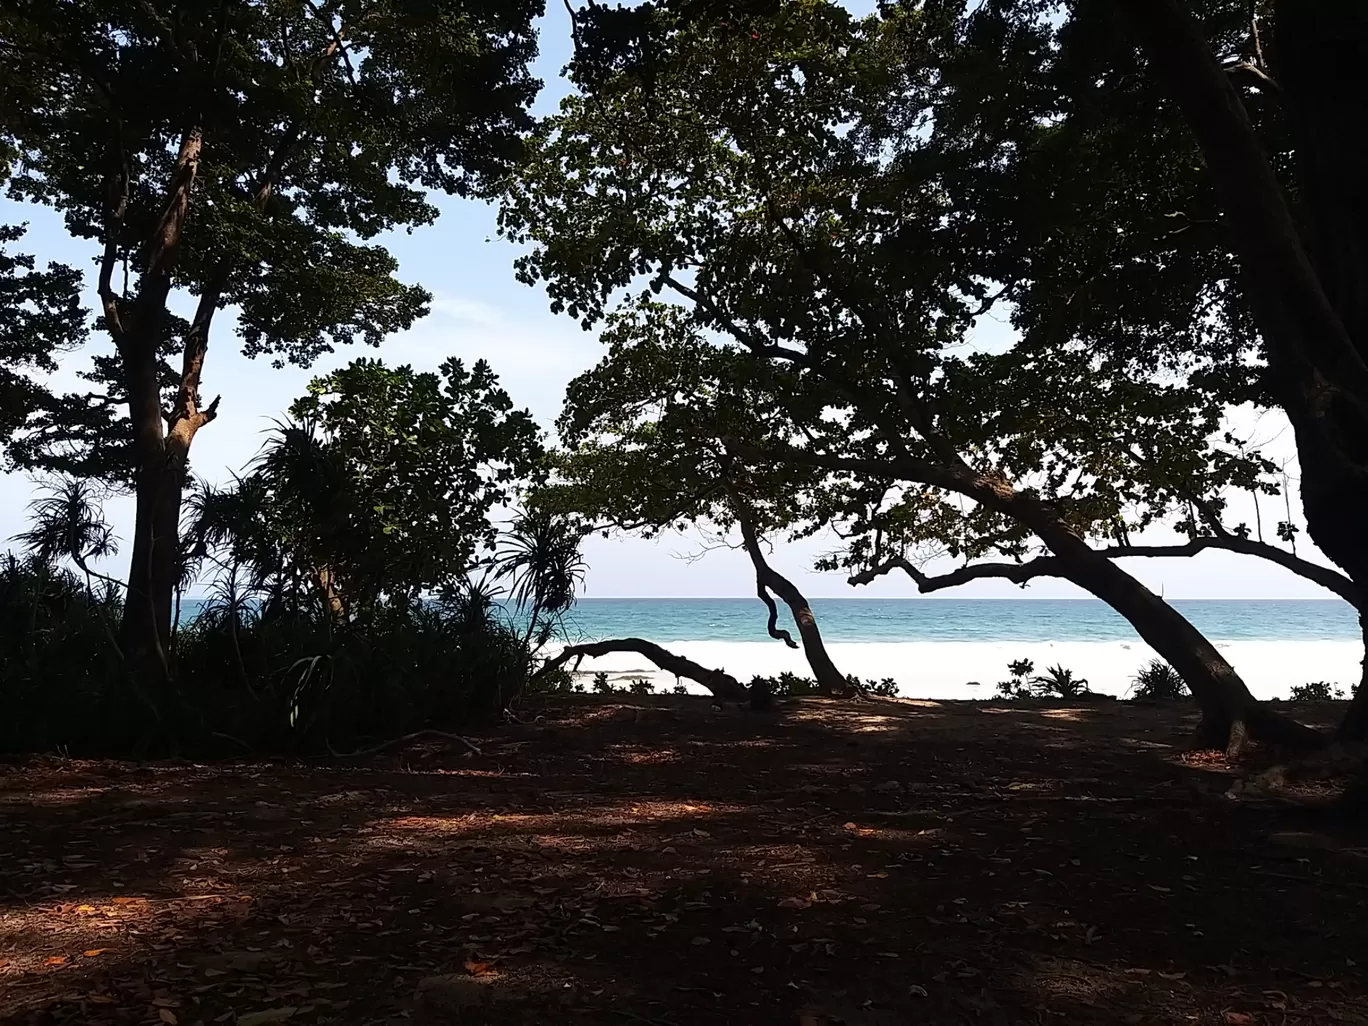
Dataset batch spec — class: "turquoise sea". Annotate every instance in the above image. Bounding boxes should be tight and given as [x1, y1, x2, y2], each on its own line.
[558, 597, 1358, 644]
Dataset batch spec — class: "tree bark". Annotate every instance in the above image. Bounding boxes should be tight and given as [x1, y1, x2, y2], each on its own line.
[537, 638, 750, 701]
[731, 501, 853, 698]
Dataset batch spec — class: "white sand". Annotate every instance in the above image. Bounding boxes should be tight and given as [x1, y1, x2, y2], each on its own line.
[554, 639, 1363, 700]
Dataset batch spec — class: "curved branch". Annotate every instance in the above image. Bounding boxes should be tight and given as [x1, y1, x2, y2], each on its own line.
[1103, 537, 1358, 606]
[536, 638, 749, 700]
[848, 554, 1064, 593]
[848, 536, 1359, 608]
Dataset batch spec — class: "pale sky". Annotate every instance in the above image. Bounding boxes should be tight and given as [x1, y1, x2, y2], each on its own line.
[0, 3, 1346, 601]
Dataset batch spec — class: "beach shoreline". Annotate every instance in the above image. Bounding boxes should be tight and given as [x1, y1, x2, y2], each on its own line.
[552, 638, 1363, 701]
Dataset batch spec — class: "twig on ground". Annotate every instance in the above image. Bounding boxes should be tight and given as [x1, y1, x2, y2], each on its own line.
[326, 730, 483, 759]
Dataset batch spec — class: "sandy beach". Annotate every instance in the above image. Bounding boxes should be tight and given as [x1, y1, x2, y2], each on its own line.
[558, 638, 1364, 700]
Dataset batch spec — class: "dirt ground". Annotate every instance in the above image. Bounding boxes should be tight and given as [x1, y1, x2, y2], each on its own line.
[1, 696, 1366, 1026]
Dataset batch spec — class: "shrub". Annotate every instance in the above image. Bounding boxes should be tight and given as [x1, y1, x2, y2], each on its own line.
[1128, 659, 1189, 702]
[1289, 681, 1346, 701]
[1030, 664, 1090, 698]
[846, 675, 899, 698]
[747, 672, 820, 697]
[628, 677, 654, 695]
[591, 671, 615, 694]
[996, 659, 1094, 699]
[997, 658, 1035, 699]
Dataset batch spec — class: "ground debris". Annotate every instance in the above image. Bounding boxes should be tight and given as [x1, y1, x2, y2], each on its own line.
[0, 696, 1362, 1025]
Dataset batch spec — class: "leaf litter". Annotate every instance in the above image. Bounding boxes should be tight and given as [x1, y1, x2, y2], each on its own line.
[0, 697, 1364, 1025]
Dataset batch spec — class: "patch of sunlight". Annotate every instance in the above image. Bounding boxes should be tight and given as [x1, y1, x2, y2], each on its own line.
[382, 799, 749, 837]
[1039, 708, 1088, 722]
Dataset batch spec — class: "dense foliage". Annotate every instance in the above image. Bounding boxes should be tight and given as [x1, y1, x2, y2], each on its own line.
[2, 356, 581, 757]
[0, 0, 546, 682]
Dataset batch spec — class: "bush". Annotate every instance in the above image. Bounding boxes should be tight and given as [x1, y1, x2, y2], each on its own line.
[847, 675, 899, 698]
[1, 553, 554, 758]
[591, 671, 615, 694]
[1289, 681, 1346, 701]
[0, 555, 135, 755]
[628, 677, 654, 695]
[997, 658, 1035, 699]
[747, 672, 819, 697]
[1128, 659, 1189, 702]
[996, 659, 1094, 699]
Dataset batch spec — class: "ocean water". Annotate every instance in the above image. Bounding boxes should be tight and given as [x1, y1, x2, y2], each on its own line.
[551, 598, 1362, 701]
[560, 597, 1359, 645]
[177, 596, 1363, 700]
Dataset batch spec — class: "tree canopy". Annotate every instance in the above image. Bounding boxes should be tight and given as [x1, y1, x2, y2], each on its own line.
[184, 357, 544, 613]
[500, 0, 1330, 748]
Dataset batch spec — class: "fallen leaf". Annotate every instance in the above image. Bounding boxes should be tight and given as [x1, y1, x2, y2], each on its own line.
[909, 985, 929, 997]
[83, 948, 110, 957]
[44, 956, 68, 966]
[1158, 971, 1187, 981]
[1222, 1013, 1254, 1025]
[237, 1009, 296, 1026]
[778, 897, 811, 910]
[88, 995, 117, 1005]
[691, 936, 710, 946]
[159, 1009, 179, 1025]
[111, 896, 143, 905]
[462, 961, 491, 976]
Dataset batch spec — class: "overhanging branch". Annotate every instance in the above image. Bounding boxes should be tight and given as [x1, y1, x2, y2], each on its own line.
[534, 638, 748, 700]
[848, 536, 1359, 607]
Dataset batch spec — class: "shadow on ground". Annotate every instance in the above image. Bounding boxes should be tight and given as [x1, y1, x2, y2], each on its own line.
[1, 696, 1365, 1026]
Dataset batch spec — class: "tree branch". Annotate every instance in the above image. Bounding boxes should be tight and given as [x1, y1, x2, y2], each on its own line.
[534, 638, 749, 700]
[848, 554, 1065, 593]
[1226, 60, 1282, 97]
[848, 536, 1359, 607]
[727, 439, 981, 499]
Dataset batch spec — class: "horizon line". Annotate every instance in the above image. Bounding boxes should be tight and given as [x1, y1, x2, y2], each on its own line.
[574, 595, 1346, 602]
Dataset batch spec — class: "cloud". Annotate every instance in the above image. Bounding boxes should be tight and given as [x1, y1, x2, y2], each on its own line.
[428, 294, 504, 327]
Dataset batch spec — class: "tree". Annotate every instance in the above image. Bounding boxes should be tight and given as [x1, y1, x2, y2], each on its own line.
[184, 358, 544, 617]
[1106, 0, 1368, 741]
[12, 477, 118, 589]
[502, 0, 1318, 751]
[495, 506, 590, 648]
[0, 0, 543, 689]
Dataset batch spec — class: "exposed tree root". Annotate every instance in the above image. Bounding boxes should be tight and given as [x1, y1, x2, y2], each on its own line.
[326, 730, 483, 759]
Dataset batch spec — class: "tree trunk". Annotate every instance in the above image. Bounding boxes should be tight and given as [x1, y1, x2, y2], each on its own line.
[113, 123, 216, 709]
[732, 502, 853, 698]
[118, 320, 211, 701]
[1337, 615, 1368, 742]
[315, 566, 347, 622]
[1003, 491, 1321, 755]
[118, 326, 178, 693]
